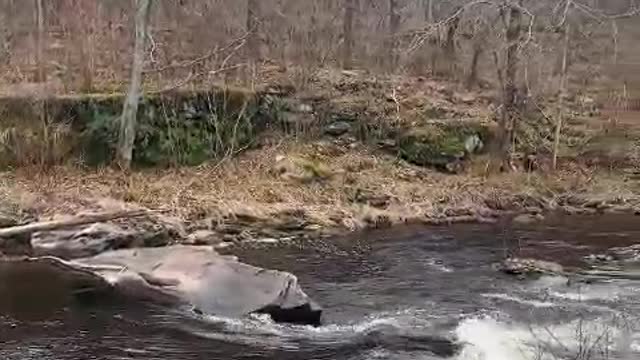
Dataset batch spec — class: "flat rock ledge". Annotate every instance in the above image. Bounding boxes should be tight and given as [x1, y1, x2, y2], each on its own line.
[0, 245, 322, 326]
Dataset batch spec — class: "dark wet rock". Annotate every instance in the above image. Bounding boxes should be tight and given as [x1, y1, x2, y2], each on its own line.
[0, 246, 322, 326]
[495, 257, 564, 277]
[31, 223, 171, 259]
[0, 206, 32, 256]
[325, 121, 351, 136]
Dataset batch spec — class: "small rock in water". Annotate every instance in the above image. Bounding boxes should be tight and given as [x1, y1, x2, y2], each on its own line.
[496, 257, 564, 277]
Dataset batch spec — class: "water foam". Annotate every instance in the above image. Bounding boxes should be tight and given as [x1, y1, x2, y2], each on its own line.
[454, 316, 538, 360]
[187, 308, 441, 349]
[454, 315, 639, 360]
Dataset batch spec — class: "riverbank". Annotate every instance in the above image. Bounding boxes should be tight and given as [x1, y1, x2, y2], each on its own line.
[2, 141, 639, 247]
[1, 69, 639, 247]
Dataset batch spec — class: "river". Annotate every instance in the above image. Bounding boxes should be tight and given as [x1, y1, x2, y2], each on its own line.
[1, 214, 639, 359]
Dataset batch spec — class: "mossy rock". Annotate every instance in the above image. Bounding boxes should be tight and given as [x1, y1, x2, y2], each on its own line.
[398, 121, 492, 172]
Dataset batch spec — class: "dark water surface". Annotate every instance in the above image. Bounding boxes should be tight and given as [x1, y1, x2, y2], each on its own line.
[1, 214, 639, 359]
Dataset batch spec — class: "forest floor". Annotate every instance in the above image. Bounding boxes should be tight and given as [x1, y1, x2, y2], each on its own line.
[1, 67, 639, 245]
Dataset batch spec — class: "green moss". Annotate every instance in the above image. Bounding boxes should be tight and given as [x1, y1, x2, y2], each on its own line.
[398, 121, 492, 171]
[76, 88, 270, 167]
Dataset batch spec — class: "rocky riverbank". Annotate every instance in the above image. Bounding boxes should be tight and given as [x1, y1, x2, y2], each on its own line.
[2, 153, 639, 258]
[1, 69, 640, 255]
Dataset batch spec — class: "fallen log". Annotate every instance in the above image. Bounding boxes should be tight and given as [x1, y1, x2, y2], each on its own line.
[0, 209, 153, 239]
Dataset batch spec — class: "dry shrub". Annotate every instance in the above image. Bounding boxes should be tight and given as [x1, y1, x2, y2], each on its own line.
[0, 122, 75, 168]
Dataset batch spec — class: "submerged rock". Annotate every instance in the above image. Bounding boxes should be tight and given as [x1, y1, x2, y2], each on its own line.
[495, 257, 564, 277]
[0, 245, 322, 326]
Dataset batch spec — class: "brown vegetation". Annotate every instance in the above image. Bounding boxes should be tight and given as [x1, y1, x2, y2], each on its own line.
[0, 0, 639, 239]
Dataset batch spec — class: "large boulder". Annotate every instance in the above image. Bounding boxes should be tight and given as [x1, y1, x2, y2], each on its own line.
[0, 245, 322, 326]
[398, 122, 491, 173]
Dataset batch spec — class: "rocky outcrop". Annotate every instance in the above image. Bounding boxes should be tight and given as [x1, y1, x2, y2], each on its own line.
[398, 121, 491, 173]
[0, 245, 322, 326]
[31, 222, 171, 259]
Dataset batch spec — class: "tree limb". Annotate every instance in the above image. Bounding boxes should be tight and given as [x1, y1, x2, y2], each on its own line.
[0, 210, 156, 239]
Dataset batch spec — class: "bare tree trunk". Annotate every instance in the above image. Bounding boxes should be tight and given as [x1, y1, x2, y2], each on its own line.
[34, 0, 45, 82]
[342, 0, 356, 69]
[424, 0, 434, 22]
[117, 0, 153, 170]
[612, 20, 619, 65]
[467, 41, 483, 88]
[389, 0, 401, 70]
[247, 0, 261, 61]
[552, 22, 570, 170]
[443, 13, 460, 73]
[493, 2, 522, 170]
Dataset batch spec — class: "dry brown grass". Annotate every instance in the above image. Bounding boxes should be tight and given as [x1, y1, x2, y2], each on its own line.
[4, 137, 639, 234]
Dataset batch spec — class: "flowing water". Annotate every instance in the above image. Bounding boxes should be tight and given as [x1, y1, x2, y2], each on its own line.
[1, 214, 640, 360]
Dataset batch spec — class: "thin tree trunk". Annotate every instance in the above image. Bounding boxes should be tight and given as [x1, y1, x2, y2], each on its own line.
[34, 0, 45, 82]
[117, 0, 153, 169]
[342, 0, 356, 69]
[443, 13, 460, 74]
[467, 43, 483, 88]
[552, 22, 570, 170]
[612, 20, 618, 65]
[389, 0, 401, 70]
[246, 0, 261, 61]
[424, 0, 434, 22]
[493, 2, 522, 170]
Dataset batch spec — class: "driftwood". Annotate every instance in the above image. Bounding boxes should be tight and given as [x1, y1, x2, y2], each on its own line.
[0, 210, 152, 239]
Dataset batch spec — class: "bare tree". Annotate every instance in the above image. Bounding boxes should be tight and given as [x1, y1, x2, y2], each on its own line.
[493, 1, 524, 170]
[117, 0, 153, 170]
[247, 0, 261, 60]
[467, 20, 488, 88]
[34, 0, 45, 82]
[389, 0, 401, 69]
[552, 16, 571, 170]
[424, 0, 434, 22]
[342, 0, 357, 69]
